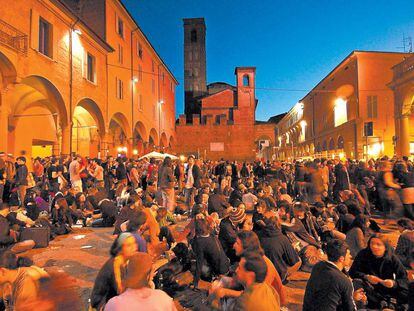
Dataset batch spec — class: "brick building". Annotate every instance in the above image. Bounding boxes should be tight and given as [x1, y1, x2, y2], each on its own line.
[176, 18, 278, 161]
[274, 51, 412, 161]
[0, 0, 177, 161]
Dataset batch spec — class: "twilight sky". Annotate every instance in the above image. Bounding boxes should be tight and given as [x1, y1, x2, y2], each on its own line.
[123, 0, 414, 121]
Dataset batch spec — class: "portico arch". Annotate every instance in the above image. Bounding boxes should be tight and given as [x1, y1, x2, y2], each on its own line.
[8, 75, 68, 159]
[72, 98, 105, 157]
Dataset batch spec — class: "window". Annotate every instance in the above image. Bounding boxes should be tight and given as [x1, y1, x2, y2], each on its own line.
[367, 95, 378, 118]
[139, 94, 143, 111]
[118, 44, 123, 64]
[151, 79, 155, 94]
[39, 18, 52, 57]
[191, 29, 197, 42]
[194, 52, 198, 60]
[137, 41, 143, 59]
[243, 74, 250, 86]
[116, 78, 123, 100]
[334, 98, 347, 127]
[138, 65, 143, 82]
[152, 60, 155, 72]
[194, 68, 199, 77]
[162, 72, 165, 84]
[117, 17, 124, 38]
[87, 53, 96, 83]
[410, 142, 414, 154]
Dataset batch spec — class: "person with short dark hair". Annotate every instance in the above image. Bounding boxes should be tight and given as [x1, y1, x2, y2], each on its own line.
[231, 253, 280, 311]
[14, 157, 28, 206]
[303, 239, 359, 311]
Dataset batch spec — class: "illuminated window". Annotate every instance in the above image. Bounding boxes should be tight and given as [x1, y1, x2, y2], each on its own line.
[334, 98, 347, 127]
[300, 120, 306, 142]
[410, 142, 414, 154]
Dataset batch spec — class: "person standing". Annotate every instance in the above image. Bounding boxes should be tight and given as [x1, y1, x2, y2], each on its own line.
[184, 155, 201, 209]
[0, 152, 6, 203]
[303, 239, 362, 311]
[69, 155, 82, 193]
[158, 157, 176, 213]
[15, 156, 28, 206]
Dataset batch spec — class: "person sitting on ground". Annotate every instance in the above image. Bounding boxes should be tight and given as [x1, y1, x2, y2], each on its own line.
[229, 253, 280, 311]
[258, 216, 301, 284]
[345, 214, 370, 257]
[213, 230, 287, 306]
[104, 252, 176, 311]
[395, 217, 414, 269]
[349, 234, 409, 309]
[0, 250, 49, 309]
[113, 198, 140, 235]
[156, 207, 176, 249]
[219, 206, 247, 264]
[336, 203, 355, 234]
[51, 198, 72, 235]
[126, 212, 148, 253]
[0, 203, 35, 254]
[303, 239, 366, 311]
[91, 233, 138, 310]
[192, 218, 230, 288]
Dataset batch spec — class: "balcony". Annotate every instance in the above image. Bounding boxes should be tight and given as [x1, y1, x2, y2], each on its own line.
[0, 19, 27, 55]
[393, 54, 414, 81]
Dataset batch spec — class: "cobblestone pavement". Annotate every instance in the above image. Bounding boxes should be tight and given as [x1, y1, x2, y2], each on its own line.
[20, 217, 400, 311]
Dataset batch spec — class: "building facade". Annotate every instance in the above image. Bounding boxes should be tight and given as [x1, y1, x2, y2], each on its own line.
[389, 54, 414, 157]
[0, 0, 177, 161]
[176, 18, 278, 161]
[274, 51, 412, 161]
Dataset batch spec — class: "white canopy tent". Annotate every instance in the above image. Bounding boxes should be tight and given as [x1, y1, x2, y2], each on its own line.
[139, 151, 178, 160]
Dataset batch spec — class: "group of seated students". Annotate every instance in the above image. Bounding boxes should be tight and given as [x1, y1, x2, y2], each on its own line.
[82, 175, 413, 310]
[1, 155, 414, 310]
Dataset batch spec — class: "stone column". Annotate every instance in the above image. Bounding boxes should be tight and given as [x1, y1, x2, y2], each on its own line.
[400, 114, 410, 157]
[0, 90, 9, 153]
[61, 125, 71, 156]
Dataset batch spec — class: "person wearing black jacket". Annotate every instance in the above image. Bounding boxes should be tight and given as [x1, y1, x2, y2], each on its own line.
[192, 218, 229, 287]
[14, 157, 28, 207]
[208, 188, 229, 218]
[258, 216, 301, 282]
[349, 234, 409, 309]
[303, 239, 359, 311]
[184, 155, 201, 209]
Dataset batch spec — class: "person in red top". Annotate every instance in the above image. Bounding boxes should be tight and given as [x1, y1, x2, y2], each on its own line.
[33, 157, 44, 182]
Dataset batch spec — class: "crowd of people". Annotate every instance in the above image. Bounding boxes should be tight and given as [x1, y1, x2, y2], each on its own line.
[0, 151, 413, 310]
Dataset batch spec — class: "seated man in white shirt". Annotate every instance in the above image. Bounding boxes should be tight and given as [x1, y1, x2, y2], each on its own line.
[104, 252, 176, 311]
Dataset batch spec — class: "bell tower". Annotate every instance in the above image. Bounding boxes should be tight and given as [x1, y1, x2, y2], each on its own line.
[183, 18, 207, 118]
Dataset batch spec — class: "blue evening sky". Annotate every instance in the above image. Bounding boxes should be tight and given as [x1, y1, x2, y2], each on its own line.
[123, 0, 414, 121]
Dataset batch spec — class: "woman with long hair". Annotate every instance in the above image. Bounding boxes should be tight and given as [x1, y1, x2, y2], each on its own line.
[90, 232, 137, 310]
[345, 214, 370, 257]
[349, 234, 409, 309]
